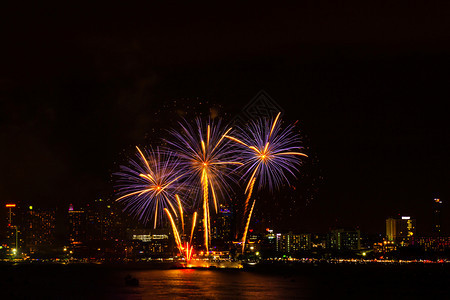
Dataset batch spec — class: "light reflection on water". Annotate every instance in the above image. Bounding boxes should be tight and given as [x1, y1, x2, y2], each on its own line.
[4, 263, 449, 299]
[126, 269, 310, 299]
[1, 263, 309, 299]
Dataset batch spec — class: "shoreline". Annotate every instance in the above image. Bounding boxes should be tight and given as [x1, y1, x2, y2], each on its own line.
[2, 259, 450, 271]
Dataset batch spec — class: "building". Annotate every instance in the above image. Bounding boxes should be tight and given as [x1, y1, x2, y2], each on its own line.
[244, 231, 263, 254]
[373, 240, 397, 253]
[311, 234, 327, 250]
[211, 205, 233, 250]
[127, 228, 173, 257]
[433, 198, 443, 236]
[275, 232, 312, 253]
[85, 199, 125, 242]
[411, 236, 450, 252]
[191, 213, 205, 250]
[3, 204, 20, 257]
[294, 234, 312, 251]
[68, 204, 86, 246]
[261, 229, 277, 253]
[23, 206, 56, 254]
[386, 216, 416, 246]
[327, 229, 361, 251]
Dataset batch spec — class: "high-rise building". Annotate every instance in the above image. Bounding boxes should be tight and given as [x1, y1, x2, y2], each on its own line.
[275, 232, 312, 253]
[211, 204, 233, 250]
[6, 203, 16, 225]
[327, 229, 361, 251]
[23, 206, 56, 254]
[192, 214, 205, 250]
[311, 234, 327, 249]
[85, 199, 125, 242]
[3, 204, 20, 257]
[261, 229, 277, 253]
[411, 236, 450, 252]
[68, 204, 86, 245]
[292, 233, 312, 251]
[432, 198, 443, 236]
[386, 216, 416, 246]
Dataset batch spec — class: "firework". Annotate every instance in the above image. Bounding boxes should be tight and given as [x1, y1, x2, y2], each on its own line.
[166, 118, 241, 252]
[114, 146, 184, 228]
[165, 196, 197, 263]
[241, 199, 256, 254]
[226, 112, 307, 253]
[165, 208, 183, 253]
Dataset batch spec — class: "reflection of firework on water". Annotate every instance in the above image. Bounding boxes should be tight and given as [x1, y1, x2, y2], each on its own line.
[226, 112, 307, 253]
[166, 118, 241, 252]
[114, 147, 184, 229]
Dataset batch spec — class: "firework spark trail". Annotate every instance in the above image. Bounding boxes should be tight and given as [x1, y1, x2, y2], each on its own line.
[165, 199, 197, 263]
[203, 185, 209, 252]
[167, 119, 241, 252]
[165, 208, 183, 254]
[201, 168, 210, 252]
[190, 212, 197, 245]
[242, 199, 256, 254]
[176, 194, 184, 233]
[115, 147, 184, 228]
[185, 242, 193, 262]
[243, 177, 256, 221]
[154, 201, 158, 229]
[226, 112, 307, 247]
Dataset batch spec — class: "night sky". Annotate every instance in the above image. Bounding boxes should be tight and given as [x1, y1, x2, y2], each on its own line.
[1, 2, 450, 235]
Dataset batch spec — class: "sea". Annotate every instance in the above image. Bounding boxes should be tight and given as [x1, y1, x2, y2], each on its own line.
[1, 262, 449, 299]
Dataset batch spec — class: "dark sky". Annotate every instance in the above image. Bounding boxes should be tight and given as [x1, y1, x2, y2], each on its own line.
[1, 2, 450, 235]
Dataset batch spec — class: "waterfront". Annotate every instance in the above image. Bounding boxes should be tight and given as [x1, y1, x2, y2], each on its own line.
[1, 262, 449, 299]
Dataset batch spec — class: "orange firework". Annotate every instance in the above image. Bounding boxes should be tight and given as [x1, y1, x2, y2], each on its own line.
[241, 200, 256, 254]
[165, 195, 198, 263]
[167, 119, 241, 253]
[226, 112, 307, 254]
[115, 147, 184, 228]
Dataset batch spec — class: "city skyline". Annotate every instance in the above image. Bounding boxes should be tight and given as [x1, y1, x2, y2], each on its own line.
[3, 198, 450, 261]
[0, 182, 447, 236]
[1, 196, 445, 237]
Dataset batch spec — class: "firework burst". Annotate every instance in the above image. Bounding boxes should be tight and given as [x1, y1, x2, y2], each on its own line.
[226, 112, 307, 252]
[166, 118, 241, 252]
[114, 146, 184, 228]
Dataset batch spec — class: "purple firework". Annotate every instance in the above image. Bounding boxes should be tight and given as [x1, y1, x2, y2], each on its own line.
[225, 112, 307, 253]
[165, 118, 241, 252]
[114, 146, 184, 228]
[225, 112, 308, 196]
[166, 118, 241, 212]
